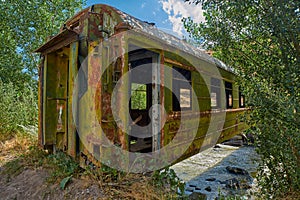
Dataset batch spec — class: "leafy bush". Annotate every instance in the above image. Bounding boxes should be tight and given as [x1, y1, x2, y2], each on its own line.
[184, 0, 300, 197]
[0, 81, 38, 138]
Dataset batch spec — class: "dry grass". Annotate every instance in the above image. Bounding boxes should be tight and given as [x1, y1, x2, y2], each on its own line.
[97, 174, 178, 200]
[101, 180, 163, 199]
[0, 133, 180, 199]
[0, 132, 36, 167]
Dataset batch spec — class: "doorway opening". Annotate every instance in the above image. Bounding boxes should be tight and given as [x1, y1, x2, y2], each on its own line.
[128, 47, 160, 153]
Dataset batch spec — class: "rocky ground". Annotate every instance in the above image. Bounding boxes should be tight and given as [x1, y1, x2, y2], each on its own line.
[171, 137, 260, 200]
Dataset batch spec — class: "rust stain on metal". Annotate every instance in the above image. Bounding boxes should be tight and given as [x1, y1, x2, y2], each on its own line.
[36, 4, 247, 168]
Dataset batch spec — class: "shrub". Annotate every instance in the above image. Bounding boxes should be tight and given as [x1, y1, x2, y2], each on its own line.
[0, 81, 38, 139]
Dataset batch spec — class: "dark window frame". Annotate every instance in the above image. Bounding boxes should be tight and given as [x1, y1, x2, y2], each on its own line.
[225, 81, 233, 109]
[172, 66, 192, 111]
[211, 78, 221, 109]
[130, 83, 147, 110]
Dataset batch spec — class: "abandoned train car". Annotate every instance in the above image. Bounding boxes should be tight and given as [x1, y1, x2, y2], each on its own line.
[36, 4, 247, 169]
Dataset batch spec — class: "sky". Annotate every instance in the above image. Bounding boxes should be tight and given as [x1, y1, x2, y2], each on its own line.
[85, 0, 204, 38]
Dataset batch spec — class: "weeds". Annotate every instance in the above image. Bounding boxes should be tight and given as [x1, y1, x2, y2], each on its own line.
[152, 167, 185, 196]
[1, 139, 80, 185]
[45, 151, 81, 183]
[0, 134, 182, 199]
[99, 164, 124, 182]
[217, 189, 247, 200]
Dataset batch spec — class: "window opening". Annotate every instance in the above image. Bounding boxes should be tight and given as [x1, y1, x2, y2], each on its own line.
[131, 83, 147, 110]
[239, 87, 245, 108]
[225, 81, 233, 109]
[172, 66, 192, 111]
[211, 78, 221, 109]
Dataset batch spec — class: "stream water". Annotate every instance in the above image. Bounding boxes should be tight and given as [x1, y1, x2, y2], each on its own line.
[171, 144, 260, 199]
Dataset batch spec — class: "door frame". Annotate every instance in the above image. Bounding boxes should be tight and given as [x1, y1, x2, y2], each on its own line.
[128, 46, 161, 152]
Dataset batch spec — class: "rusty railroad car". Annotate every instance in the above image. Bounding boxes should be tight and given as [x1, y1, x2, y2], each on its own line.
[36, 4, 247, 170]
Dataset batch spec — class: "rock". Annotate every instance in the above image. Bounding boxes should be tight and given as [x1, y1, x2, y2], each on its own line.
[186, 187, 194, 192]
[205, 178, 216, 181]
[226, 166, 249, 176]
[194, 189, 202, 193]
[213, 144, 239, 150]
[221, 135, 247, 146]
[185, 191, 193, 196]
[189, 184, 197, 187]
[204, 186, 212, 192]
[195, 186, 201, 190]
[246, 132, 255, 144]
[223, 178, 240, 189]
[189, 192, 207, 200]
[240, 133, 248, 144]
[220, 178, 251, 190]
[222, 140, 243, 147]
[232, 135, 243, 140]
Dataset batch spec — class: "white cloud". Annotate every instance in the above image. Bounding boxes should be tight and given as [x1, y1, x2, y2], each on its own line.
[141, 3, 146, 8]
[159, 0, 204, 36]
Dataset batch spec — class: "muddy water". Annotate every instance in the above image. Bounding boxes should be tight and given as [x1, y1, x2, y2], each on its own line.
[171, 144, 260, 199]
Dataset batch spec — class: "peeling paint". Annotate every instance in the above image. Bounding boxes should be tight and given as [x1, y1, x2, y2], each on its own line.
[36, 4, 247, 169]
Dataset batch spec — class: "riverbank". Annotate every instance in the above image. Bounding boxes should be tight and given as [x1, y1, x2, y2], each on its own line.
[171, 144, 260, 199]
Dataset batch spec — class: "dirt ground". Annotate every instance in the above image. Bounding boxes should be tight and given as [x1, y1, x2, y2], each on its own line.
[0, 135, 102, 200]
[0, 166, 167, 200]
[0, 134, 171, 200]
[0, 167, 106, 200]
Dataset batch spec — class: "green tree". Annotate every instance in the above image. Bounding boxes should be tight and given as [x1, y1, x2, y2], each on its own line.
[0, 0, 85, 87]
[183, 0, 300, 197]
[0, 1, 85, 136]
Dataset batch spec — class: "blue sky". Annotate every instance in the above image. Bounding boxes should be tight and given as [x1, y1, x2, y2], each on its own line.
[86, 0, 204, 37]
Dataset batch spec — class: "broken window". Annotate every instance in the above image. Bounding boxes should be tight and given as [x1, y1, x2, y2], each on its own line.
[211, 78, 221, 109]
[225, 81, 233, 109]
[172, 66, 192, 111]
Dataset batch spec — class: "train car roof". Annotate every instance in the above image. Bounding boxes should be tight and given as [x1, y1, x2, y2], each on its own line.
[109, 5, 235, 74]
[36, 4, 235, 74]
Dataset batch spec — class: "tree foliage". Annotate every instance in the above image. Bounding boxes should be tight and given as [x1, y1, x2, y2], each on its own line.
[183, 0, 300, 197]
[0, 0, 85, 87]
[131, 83, 147, 110]
[0, 80, 37, 137]
[0, 1, 85, 136]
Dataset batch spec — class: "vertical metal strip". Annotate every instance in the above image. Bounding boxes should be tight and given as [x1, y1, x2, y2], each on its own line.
[42, 56, 47, 146]
[68, 42, 79, 157]
[152, 54, 161, 151]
